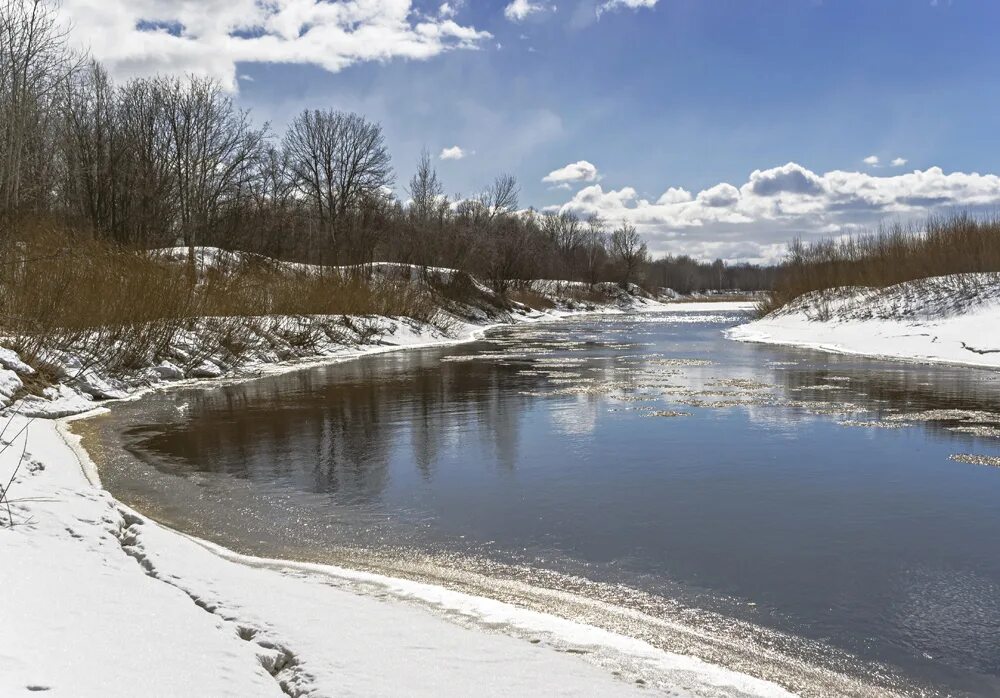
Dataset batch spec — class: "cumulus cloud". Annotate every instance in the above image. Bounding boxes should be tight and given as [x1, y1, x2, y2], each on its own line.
[863, 155, 880, 166]
[504, 0, 549, 22]
[656, 187, 692, 205]
[891, 157, 908, 167]
[439, 145, 467, 160]
[597, 0, 658, 17]
[696, 183, 740, 208]
[59, 0, 491, 89]
[438, 2, 461, 18]
[748, 162, 824, 196]
[555, 162, 1000, 263]
[542, 160, 600, 185]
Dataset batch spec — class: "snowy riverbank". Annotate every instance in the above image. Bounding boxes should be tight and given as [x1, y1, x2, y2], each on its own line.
[0, 299, 793, 697]
[728, 273, 1000, 369]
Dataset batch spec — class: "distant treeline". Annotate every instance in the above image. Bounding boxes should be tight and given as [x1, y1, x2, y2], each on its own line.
[647, 256, 777, 294]
[761, 213, 1000, 314]
[0, 0, 776, 294]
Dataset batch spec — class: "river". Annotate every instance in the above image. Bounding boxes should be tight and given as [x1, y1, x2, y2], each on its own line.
[81, 308, 1000, 697]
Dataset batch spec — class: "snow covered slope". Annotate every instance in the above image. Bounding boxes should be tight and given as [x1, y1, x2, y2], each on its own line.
[729, 273, 1000, 368]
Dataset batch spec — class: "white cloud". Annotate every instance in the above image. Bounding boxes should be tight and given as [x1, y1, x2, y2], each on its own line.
[439, 145, 467, 160]
[863, 155, 880, 166]
[438, 2, 460, 18]
[696, 183, 740, 208]
[891, 157, 908, 167]
[59, 0, 491, 89]
[656, 187, 692, 205]
[555, 162, 1000, 262]
[541, 160, 600, 185]
[597, 0, 658, 17]
[504, 0, 548, 22]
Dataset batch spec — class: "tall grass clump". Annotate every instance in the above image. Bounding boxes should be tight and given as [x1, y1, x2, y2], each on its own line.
[761, 213, 1000, 315]
[0, 221, 436, 375]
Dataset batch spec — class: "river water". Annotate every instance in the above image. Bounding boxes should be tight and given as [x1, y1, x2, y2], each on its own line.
[83, 308, 1000, 696]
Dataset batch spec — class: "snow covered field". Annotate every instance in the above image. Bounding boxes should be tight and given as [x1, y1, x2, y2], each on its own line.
[729, 273, 1000, 369]
[0, 298, 786, 698]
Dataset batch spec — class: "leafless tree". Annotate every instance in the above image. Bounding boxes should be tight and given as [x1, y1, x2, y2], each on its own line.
[584, 214, 608, 284]
[113, 77, 177, 244]
[407, 148, 443, 223]
[60, 61, 120, 234]
[284, 109, 392, 262]
[0, 0, 79, 220]
[610, 220, 648, 285]
[158, 75, 266, 252]
[479, 173, 519, 221]
[484, 214, 537, 293]
[541, 211, 586, 278]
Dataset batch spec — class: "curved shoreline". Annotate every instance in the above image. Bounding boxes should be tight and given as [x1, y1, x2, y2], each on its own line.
[58, 301, 929, 697]
[62, 412, 808, 698]
[3, 301, 824, 697]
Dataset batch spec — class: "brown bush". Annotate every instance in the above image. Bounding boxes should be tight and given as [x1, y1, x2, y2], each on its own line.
[762, 213, 1000, 315]
[507, 288, 556, 310]
[0, 221, 436, 373]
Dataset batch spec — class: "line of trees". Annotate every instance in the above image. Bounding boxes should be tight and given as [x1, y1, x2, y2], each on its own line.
[647, 255, 777, 294]
[0, 0, 775, 293]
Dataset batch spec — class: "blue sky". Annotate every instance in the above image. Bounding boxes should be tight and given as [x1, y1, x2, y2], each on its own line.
[63, 0, 1000, 261]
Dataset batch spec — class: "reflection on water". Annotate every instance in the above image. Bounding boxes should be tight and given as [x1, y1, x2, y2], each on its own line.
[84, 311, 1000, 697]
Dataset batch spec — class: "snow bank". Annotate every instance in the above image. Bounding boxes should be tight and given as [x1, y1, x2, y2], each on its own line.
[0, 417, 652, 697]
[0, 299, 792, 697]
[0, 315, 474, 418]
[729, 273, 1000, 368]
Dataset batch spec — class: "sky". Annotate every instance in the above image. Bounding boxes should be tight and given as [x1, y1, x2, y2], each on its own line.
[59, 0, 1000, 263]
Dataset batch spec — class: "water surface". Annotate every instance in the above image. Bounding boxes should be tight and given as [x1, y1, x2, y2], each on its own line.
[85, 310, 1000, 696]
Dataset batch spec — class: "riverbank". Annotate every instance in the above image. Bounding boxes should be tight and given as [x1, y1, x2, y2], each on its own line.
[0, 299, 796, 697]
[729, 273, 1000, 369]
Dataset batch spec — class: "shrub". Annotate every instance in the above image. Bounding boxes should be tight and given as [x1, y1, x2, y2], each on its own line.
[762, 213, 1000, 315]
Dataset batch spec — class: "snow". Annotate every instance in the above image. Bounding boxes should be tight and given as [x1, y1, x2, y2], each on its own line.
[0, 295, 794, 698]
[0, 419, 646, 697]
[729, 273, 1000, 368]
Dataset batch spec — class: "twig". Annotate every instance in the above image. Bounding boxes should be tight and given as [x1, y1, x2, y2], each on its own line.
[1, 419, 33, 528]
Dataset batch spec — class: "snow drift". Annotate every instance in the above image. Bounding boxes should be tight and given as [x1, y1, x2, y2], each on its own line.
[729, 273, 1000, 368]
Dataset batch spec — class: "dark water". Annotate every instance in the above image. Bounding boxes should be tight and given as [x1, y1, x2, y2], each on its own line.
[86, 310, 1000, 697]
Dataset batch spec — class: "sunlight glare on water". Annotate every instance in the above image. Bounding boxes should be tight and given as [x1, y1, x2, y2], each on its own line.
[85, 310, 1000, 697]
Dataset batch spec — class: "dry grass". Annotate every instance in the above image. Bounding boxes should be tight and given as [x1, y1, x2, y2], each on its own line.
[425, 270, 512, 316]
[761, 213, 1000, 315]
[0, 222, 436, 375]
[508, 288, 556, 310]
[560, 286, 609, 307]
[527, 281, 610, 308]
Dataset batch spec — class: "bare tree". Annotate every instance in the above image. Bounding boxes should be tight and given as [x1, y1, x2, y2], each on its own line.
[239, 143, 298, 256]
[584, 214, 608, 284]
[158, 75, 266, 252]
[406, 148, 443, 223]
[0, 0, 78, 219]
[283, 109, 392, 262]
[60, 60, 119, 234]
[114, 77, 176, 244]
[484, 214, 537, 293]
[479, 173, 519, 220]
[401, 149, 446, 265]
[610, 220, 648, 286]
[540, 211, 585, 278]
